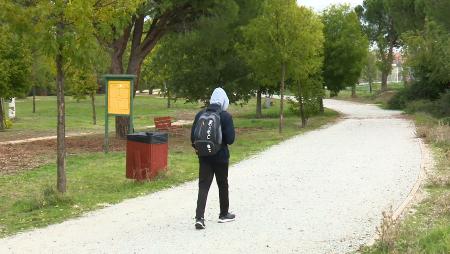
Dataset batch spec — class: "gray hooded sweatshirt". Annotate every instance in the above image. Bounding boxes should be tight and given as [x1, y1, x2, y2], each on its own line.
[191, 88, 235, 162]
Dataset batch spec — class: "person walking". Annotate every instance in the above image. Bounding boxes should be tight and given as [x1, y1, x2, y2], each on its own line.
[191, 87, 236, 230]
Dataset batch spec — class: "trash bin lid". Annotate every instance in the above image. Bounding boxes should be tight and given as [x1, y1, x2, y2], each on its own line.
[127, 132, 168, 144]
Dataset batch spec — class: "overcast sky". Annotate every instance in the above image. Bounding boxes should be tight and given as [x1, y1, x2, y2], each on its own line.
[297, 0, 363, 12]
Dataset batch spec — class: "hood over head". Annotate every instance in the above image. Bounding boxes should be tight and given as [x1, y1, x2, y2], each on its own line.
[209, 87, 229, 111]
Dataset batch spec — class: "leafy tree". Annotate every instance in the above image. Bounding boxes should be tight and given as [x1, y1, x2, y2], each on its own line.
[385, 0, 426, 35]
[288, 6, 324, 127]
[362, 50, 378, 93]
[145, 0, 262, 107]
[402, 20, 450, 100]
[425, 0, 450, 31]
[143, 45, 174, 108]
[356, 0, 399, 91]
[0, 25, 32, 130]
[69, 49, 109, 125]
[69, 69, 99, 124]
[30, 54, 54, 112]
[243, 0, 321, 133]
[6, 0, 109, 193]
[323, 4, 368, 97]
[95, 0, 236, 138]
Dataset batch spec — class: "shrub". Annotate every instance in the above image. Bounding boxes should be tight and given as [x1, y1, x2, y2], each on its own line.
[13, 185, 73, 212]
[5, 118, 13, 129]
[288, 97, 322, 119]
[388, 88, 409, 109]
[390, 89, 450, 118]
[405, 100, 436, 114]
[434, 91, 450, 117]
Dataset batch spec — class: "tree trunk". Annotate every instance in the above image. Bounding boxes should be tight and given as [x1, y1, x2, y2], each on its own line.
[279, 63, 286, 134]
[167, 92, 171, 109]
[110, 51, 124, 74]
[165, 81, 171, 108]
[351, 84, 356, 98]
[381, 71, 388, 92]
[115, 117, 129, 138]
[368, 76, 373, 93]
[91, 92, 96, 125]
[32, 51, 37, 114]
[319, 97, 324, 113]
[106, 11, 168, 138]
[0, 98, 5, 131]
[298, 81, 307, 128]
[381, 45, 394, 92]
[32, 86, 36, 113]
[56, 20, 66, 193]
[256, 88, 262, 118]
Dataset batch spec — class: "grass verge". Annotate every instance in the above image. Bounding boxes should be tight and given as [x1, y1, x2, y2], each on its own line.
[0, 95, 200, 141]
[360, 113, 450, 253]
[0, 101, 339, 237]
[329, 82, 404, 107]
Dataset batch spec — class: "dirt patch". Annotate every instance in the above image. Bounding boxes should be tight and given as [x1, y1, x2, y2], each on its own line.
[0, 130, 56, 142]
[0, 134, 125, 175]
[175, 110, 199, 121]
[0, 126, 260, 175]
[0, 128, 197, 175]
[235, 127, 265, 134]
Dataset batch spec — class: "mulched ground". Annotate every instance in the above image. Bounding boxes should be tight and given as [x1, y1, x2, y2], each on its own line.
[0, 127, 199, 175]
[0, 134, 127, 175]
[0, 127, 256, 175]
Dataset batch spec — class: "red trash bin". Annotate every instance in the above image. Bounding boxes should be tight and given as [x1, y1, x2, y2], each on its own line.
[126, 132, 168, 180]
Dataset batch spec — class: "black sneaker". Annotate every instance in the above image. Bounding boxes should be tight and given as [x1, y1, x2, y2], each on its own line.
[195, 218, 205, 230]
[218, 213, 235, 223]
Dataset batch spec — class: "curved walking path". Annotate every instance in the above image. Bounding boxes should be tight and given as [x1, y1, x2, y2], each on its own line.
[0, 100, 422, 254]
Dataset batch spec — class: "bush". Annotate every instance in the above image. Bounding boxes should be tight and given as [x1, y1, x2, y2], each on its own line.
[388, 88, 409, 109]
[389, 88, 450, 118]
[434, 91, 450, 117]
[288, 97, 322, 118]
[404, 91, 450, 118]
[5, 118, 13, 129]
[13, 185, 73, 212]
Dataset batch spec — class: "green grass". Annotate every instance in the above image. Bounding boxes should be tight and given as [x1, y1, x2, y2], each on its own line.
[0, 95, 200, 140]
[0, 97, 339, 237]
[361, 113, 450, 254]
[329, 82, 404, 107]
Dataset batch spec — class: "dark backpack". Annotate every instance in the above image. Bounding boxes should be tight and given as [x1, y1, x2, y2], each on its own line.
[193, 109, 222, 156]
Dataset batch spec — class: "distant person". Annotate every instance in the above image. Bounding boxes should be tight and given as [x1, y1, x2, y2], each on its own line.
[191, 87, 236, 230]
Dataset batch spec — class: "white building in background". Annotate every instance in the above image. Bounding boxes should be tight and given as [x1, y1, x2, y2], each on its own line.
[387, 52, 404, 83]
[388, 63, 403, 83]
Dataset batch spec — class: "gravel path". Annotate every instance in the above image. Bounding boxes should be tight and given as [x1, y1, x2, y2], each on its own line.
[0, 99, 422, 254]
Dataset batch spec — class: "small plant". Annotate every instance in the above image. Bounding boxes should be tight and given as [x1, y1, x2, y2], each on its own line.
[5, 118, 13, 129]
[416, 121, 450, 147]
[375, 206, 399, 252]
[13, 185, 73, 213]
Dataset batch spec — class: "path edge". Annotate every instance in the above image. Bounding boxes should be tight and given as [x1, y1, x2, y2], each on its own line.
[361, 137, 433, 249]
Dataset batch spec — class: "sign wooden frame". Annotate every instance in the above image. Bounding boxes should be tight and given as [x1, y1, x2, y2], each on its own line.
[103, 74, 136, 153]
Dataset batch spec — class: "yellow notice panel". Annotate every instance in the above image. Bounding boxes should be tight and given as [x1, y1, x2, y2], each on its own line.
[108, 80, 131, 115]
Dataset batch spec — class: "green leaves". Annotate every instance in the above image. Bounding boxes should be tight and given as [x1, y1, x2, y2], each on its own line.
[242, 0, 324, 88]
[143, 0, 259, 103]
[0, 25, 32, 99]
[322, 4, 368, 96]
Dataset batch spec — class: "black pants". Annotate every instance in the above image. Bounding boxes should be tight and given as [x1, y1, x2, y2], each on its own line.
[195, 160, 229, 219]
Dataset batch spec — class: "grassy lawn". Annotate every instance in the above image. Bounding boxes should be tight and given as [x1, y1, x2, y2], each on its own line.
[329, 82, 404, 107]
[360, 113, 450, 253]
[0, 95, 200, 141]
[0, 96, 339, 237]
